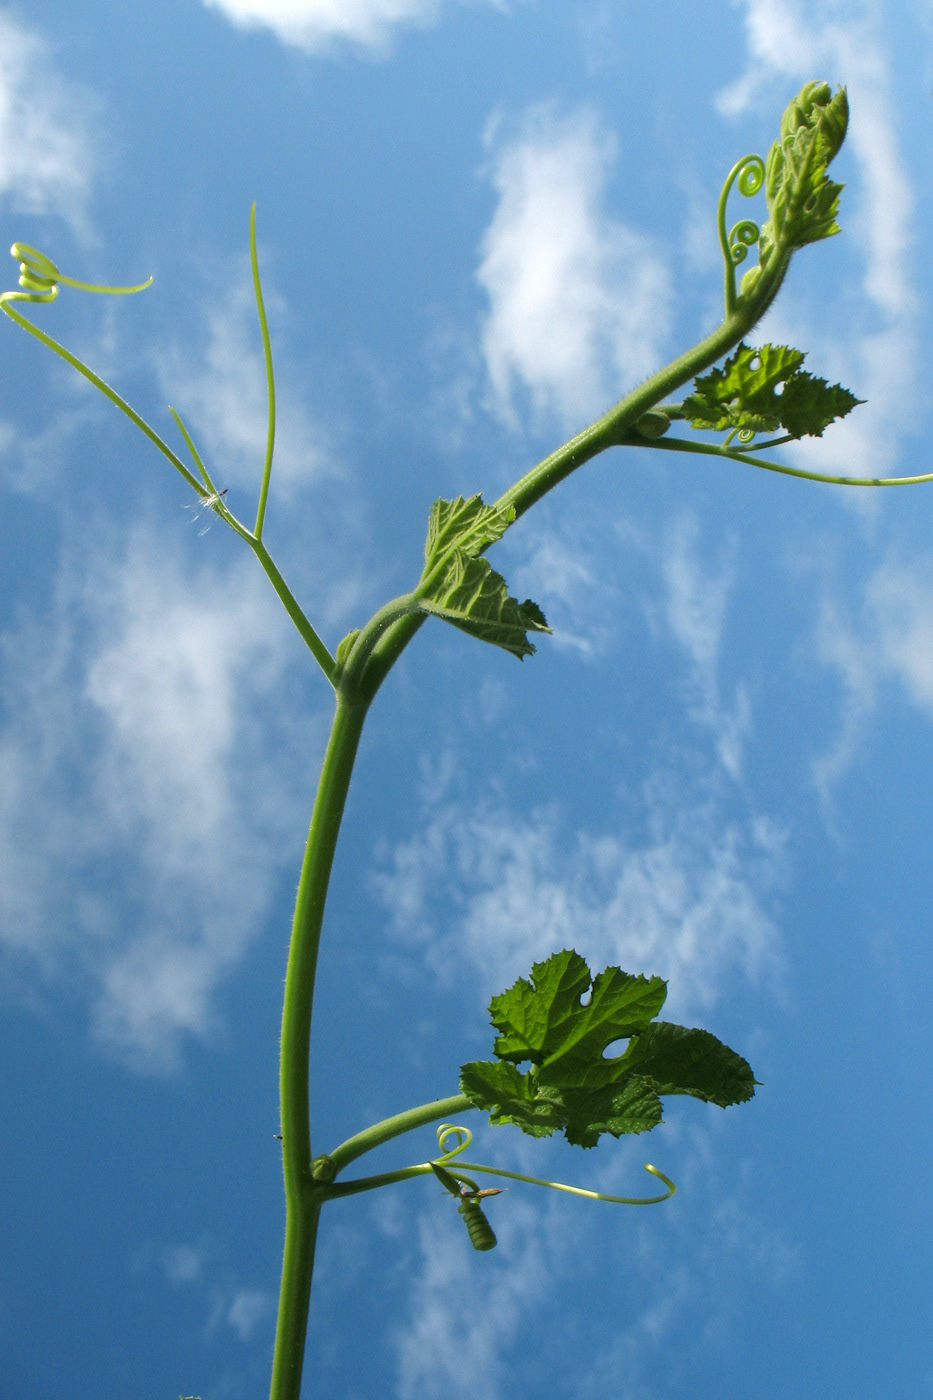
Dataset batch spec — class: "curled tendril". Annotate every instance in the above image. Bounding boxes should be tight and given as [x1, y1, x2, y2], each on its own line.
[431, 1124, 676, 1207]
[435, 1123, 473, 1161]
[4, 242, 152, 305]
[724, 426, 758, 448]
[727, 219, 760, 266]
[717, 154, 766, 318]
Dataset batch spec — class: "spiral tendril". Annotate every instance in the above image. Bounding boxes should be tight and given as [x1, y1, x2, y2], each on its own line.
[717, 155, 765, 317]
[430, 1125, 676, 1208]
[435, 1123, 473, 1161]
[727, 219, 760, 267]
[4, 242, 152, 304]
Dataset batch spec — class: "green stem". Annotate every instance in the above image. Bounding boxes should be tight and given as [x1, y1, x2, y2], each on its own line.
[249, 537, 337, 681]
[270, 693, 370, 1400]
[495, 309, 752, 523]
[323, 1157, 675, 1205]
[325, 1094, 474, 1177]
[353, 305, 767, 702]
[0, 297, 205, 496]
[631, 432, 933, 487]
[249, 202, 277, 541]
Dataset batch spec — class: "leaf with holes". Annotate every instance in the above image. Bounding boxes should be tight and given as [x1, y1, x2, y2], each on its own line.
[685, 342, 862, 438]
[460, 950, 757, 1148]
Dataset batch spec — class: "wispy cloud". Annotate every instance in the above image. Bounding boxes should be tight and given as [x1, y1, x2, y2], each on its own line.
[153, 275, 335, 496]
[0, 523, 319, 1069]
[200, 0, 512, 58]
[390, 1121, 799, 1400]
[659, 516, 751, 779]
[477, 104, 671, 431]
[508, 518, 618, 659]
[813, 552, 933, 803]
[375, 773, 784, 1021]
[0, 13, 103, 235]
[393, 1195, 551, 1400]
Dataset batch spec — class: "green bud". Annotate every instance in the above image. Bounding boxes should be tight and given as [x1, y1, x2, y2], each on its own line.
[739, 264, 763, 299]
[780, 81, 848, 166]
[634, 409, 670, 439]
[335, 628, 361, 669]
[311, 1153, 338, 1184]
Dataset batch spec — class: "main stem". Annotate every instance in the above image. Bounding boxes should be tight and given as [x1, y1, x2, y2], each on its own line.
[267, 281, 783, 1400]
[270, 692, 369, 1400]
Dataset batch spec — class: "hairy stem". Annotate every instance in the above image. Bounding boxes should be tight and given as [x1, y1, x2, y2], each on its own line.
[326, 1094, 474, 1177]
[354, 303, 763, 703]
[267, 260, 796, 1397]
[271, 693, 369, 1400]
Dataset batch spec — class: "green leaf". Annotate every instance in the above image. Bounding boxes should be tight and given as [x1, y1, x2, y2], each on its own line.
[489, 949, 667, 1068]
[685, 342, 863, 439]
[423, 494, 515, 563]
[417, 495, 551, 660]
[773, 371, 864, 438]
[460, 950, 756, 1149]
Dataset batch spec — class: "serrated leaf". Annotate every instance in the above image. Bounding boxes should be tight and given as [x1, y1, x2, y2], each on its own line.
[686, 343, 804, 433]
[619, 1021, 757, 1108]
[686, 342, 863, 439]
[423, 495, 515, 567]
[772, 371, 864, 438]
[489, 949, 667, 1069]
[461, 1057, 663, 1148]
[418, 495, 551, 660]
[460, 950, 757, 1149]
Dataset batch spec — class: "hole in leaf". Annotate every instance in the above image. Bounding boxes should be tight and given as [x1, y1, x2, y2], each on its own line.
[601, 1037, 631, 1061]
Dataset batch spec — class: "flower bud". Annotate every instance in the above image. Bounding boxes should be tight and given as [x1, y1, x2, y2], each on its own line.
[780, 81, 848, 166]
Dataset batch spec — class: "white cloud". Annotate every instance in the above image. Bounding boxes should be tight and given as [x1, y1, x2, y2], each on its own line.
[0, 523, 318, 1069]
[200, 0, 509, 57]
[659, 516, 751, 779]
[375, 778, 784, 1020]
[0, 13, 102, 234]
[225, 1288, 275, 1341]
[393, 1195, 551, 1400]
[813, 553, 933, 802]
[154, 276, 334, 495]
[162, 1243, 204, 1285]
[508, 521, 617, 658]
[391, 1122, 799, 1400]
[477, 105, 671, 431]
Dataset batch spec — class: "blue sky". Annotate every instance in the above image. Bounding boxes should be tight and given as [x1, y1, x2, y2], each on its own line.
[2, 1, 933, 1397]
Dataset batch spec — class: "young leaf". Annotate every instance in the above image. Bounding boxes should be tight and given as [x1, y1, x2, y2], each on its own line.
[685, 342, 863, 438]
[423, 494, 515, 562]
[764, 83, 848, 254]
[738, 82, 849, 306]
[460, 950, 756, 1148]
[417, 495, 551, 659]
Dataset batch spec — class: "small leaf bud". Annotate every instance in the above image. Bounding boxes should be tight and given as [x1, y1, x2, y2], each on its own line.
[634, 409, 670, 439]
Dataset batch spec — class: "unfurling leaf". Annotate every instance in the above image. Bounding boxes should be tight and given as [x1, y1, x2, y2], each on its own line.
[417, 495, 550, 659]
[757, 83, 849, 269]
[685, 342, 863, 438]
[461, 950, 756, 1148]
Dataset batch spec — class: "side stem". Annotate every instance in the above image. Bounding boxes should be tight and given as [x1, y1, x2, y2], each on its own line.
[269, 692, 369, 1400]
